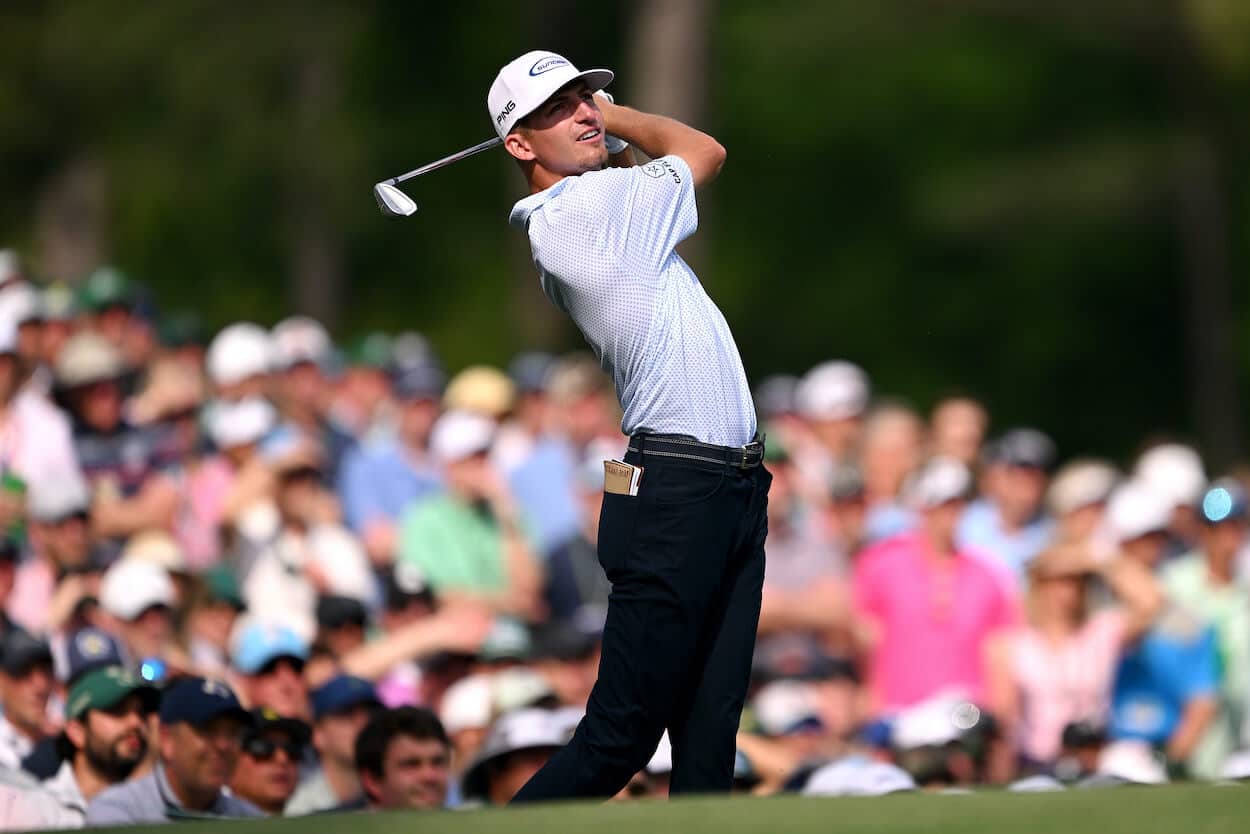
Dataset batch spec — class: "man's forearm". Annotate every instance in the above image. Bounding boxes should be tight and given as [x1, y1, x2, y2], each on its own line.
[1166, 696, 1217, 762]
[599, 100, 726, 187]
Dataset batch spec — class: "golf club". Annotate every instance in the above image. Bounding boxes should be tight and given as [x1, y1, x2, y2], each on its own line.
[373, 136, 503, 217]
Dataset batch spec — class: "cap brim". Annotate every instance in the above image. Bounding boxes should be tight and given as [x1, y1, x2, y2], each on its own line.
[512, 68, 615, 127]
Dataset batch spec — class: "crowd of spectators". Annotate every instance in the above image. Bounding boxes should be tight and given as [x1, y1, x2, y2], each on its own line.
[0, 247, 1247, 827]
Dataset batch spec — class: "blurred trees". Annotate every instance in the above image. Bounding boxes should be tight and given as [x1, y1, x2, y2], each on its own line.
[1, 0, 1248, 462]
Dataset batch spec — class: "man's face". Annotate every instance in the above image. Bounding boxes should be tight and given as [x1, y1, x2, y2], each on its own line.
[123, 605, 174, 659]
[506, 82, 608, 176]
[230, 728, 303, 813]
[34, 514, 91, 570]
[370, 735, 450, 810]
[923, 499, 967, 548]
[315, 704, 375, 765]
[1, 663, 53, 732]
[76, 380, 124, 432]
[248, 658, 310, 721]
[162, 716, 244, 795]
[398, 398, 440, 448]
[79, 693, 152, 781]
[281, 363, 325, 412]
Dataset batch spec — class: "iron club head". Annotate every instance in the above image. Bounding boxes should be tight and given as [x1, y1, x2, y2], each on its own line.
[374, 182, 418, 217]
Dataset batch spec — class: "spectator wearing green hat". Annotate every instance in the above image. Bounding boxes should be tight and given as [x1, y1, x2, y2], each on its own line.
[183, 566, 247, 677]
[41, 665, 160, 826]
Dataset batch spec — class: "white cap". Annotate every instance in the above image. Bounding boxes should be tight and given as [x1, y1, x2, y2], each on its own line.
[1047, 460, 1121, 516]
[1134, 444, 1207, 508]
[210, 397, 277, 449]
[27, 474, 91, 522]
[487, 51, 614, 140]
[440, 673, 494, 735]
[753, 680, 822, 737]
[120, 530, 188, 574]
[271, 316, 331, 369]
[1096, 740, 1167, 785]
[491, 667, 556, 715]
[430, 410, 496, 463]
[801, 758, 916, 797]
[794, 360, 869, 421]
[1105, 479, 1173, 543]
[100, 558, 176, 621]
[54, 330, 126, 388]
[206, 322, 273, 387]
[0, 282, 40, 325]
[905, 456, 973, 509]
[892, 695, 981, 750]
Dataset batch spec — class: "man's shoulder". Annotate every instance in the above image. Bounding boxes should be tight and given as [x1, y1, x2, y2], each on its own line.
[85, 771, 161, 823]
[219, 791, 265, 817]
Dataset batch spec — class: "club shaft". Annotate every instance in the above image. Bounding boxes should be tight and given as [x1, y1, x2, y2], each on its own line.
[387, 137, 503, 186]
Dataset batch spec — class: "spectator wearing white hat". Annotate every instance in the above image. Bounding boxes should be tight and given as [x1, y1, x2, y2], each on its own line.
[396, 411, 542, 619]
[337, 361, 445, 569]
[1046, 459, 1121, 546]
[54, 331, 180, 554]
[957, 428, 1057, 581]
[852, 458, 1018, 717]
[791, 361, 870, 508]
[205, 322, 273, 403]
[6, 474, 93, 634]
[1105, 480, 1219, 779]
[460, 708, 566, 805]
[1134, 443, 1208, 558]
[270, 316, 356, 484]
[98, 558, 178, 669]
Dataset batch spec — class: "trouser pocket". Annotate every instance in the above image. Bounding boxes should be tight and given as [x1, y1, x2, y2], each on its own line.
[597, 491, 641, 580]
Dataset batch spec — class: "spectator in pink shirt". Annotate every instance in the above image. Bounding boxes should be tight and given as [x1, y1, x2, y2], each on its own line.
[852, 457, 1018, 716]
[984, 542, 1162, 771]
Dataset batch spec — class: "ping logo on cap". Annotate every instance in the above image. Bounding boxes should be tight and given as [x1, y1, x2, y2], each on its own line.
[529, 56, 568, 76]
[496, 100, 516, 125]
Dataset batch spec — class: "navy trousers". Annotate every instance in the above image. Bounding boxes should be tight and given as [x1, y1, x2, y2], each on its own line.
[512, 441, 771, 801]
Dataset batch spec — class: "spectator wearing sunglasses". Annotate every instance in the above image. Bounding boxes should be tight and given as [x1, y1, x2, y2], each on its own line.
[85, 676, 262, 824]
[229, 709, 310, 815]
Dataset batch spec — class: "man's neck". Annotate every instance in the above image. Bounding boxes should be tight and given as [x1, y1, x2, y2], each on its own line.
[324, 757, 362, 801]
[923, 530, 957, 562]
[3, 712, 41, 744]
[163, 764, 218, 812]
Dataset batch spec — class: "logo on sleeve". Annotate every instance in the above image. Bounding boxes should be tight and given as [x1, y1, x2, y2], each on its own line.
[642, 159, 682, 184]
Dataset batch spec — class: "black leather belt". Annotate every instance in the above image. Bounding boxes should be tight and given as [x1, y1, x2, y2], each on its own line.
[628, 433, 765, 470]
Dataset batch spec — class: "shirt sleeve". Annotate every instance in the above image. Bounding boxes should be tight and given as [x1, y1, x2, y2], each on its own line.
[579, 154, 699, 269]
[84, 791, 140, 825]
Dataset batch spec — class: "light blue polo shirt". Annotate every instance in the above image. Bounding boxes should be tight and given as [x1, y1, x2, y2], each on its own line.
[510, 155, 756, 448]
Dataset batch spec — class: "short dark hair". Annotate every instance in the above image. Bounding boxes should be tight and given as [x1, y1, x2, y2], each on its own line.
[354, 706, 449, 780]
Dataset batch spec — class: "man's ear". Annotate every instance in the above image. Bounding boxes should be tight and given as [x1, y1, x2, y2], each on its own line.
[504, 130, 535, 162]
[359, 769, 383, 804]
[65, 718, 87, 752]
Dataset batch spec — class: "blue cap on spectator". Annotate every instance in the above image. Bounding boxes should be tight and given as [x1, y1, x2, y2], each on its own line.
[311, 675, 383, 721]
[507, 352, 555, 394]
[994, 428, 1056, 471]
[1200, 479, 1248, 525]
[159, 677, 251, 727]
[393, 361, 446, 401]
[65, 628, 126, 685]
[230, 622, 309, 675]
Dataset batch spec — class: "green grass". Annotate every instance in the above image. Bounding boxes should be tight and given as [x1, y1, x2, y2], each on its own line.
[117, 784, 1247, 834]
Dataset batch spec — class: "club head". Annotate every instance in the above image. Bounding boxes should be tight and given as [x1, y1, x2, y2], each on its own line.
[374, 182, 418, 217]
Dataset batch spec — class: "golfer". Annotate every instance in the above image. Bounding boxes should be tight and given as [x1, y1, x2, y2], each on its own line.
[489, 50, 771, 800]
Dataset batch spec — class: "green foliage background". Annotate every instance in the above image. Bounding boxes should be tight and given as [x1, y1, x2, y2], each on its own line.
[3, 1, 1249, 462]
